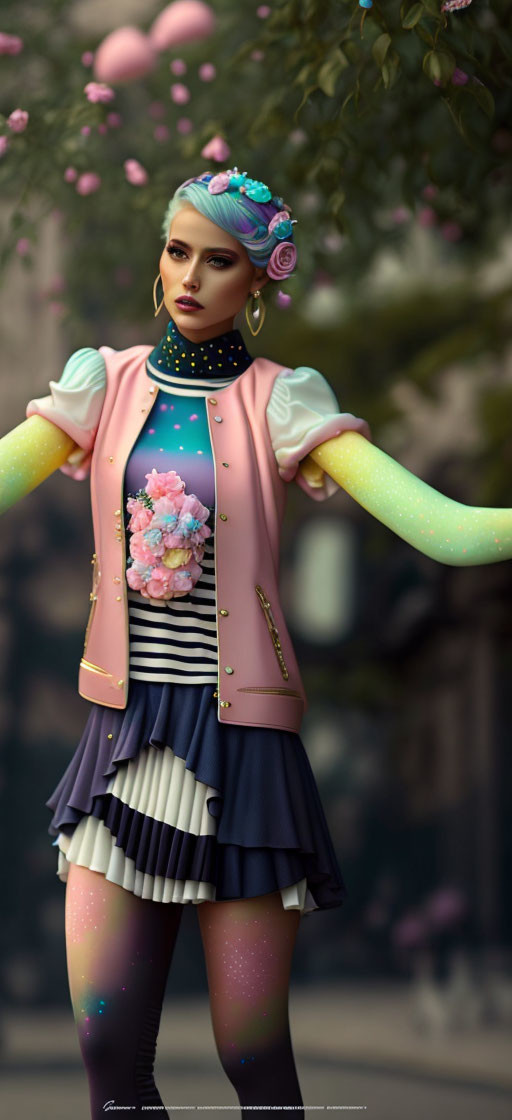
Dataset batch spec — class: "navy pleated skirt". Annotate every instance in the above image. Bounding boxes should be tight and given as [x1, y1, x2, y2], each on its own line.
[46, 679, 348, 916]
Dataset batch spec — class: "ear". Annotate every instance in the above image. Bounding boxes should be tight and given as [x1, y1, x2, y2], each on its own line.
[248, 266, 270, 294]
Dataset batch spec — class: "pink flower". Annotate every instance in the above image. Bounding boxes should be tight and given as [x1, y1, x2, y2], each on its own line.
[177, 117, 193, 134]
[97, 123, 108, 135]
[149, 101, 166, 119]
[257, 5, 271, 16]
[124, 158, 148, 186]
[288, 128, 306, 145]
[130, 530, 157, 565]
[16, 238, 30, 256]
[144, 566, 175, 599]
[417, 206, 436, 228]
[198, 62, 216, 81]
[81, 51, 94, 66]
[0, 136, 10, 157]
[107, 112, 122, 128]
[76, 172, 101, 196]
[94, 28, 157, 83]
[149, 2, 216, 51]
[126, 498, 153, 532]
[391, 206, 410, 224]
[126, 562, 153, 591]
[170, 58, 187, 75]
[276, 290, 292, 309]
[0, 33, 23, 55]
[7, 109, 28, 133]
[145, 468, 185, 500]
[452, 67, 468, 85]
[267, 241, 297, 281]
[201, 135, 230, 161]
[170, 82, 190, 104]
[81, 125, 91, 136]
[268, 210, 291, 235]
[84, 81, 115, 104]
[154, 124, 170, 142]
[250, 50, 265, 62]
[422, 184, 438, 200]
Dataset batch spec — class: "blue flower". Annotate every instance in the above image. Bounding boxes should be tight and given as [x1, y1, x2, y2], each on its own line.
[274, 218, 293, 240]
[143, 527, 163, 549]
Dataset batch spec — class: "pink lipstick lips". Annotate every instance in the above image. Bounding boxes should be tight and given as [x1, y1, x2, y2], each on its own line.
[175, 297, 204, 311]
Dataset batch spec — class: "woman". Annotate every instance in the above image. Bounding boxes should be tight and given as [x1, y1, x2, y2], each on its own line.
[2, 166, 512, 1119]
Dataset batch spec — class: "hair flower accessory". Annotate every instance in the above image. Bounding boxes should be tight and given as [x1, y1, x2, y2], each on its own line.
[125, 469, 211, 600]
[268, 211, 295, 240]
[267, 240, 297, 281]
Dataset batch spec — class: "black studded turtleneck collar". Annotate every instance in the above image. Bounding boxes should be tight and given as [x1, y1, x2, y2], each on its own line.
[146, 317, 253, 389]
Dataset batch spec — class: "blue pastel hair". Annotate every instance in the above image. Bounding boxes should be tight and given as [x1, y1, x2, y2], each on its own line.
[161, 169, 295, 270]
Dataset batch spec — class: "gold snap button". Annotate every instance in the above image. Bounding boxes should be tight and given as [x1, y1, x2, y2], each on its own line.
[212, 690, 219, 698]
[149, 386, 155, 393]
[89, 592, 97, 601]
[208, 397, 217, 404]
[219, 513, 228, 521]
[219, 609, 229, 616]
[108, 456, 114, 463]
[114, 509, 121, 516]
[220, 700, 231, 708]
[107, 733, 113, 740]
[222, 462, 229, 467]
[113, 576, 121, 583]
[224, 666, 234, 675]
[117, 680, 124, 687]
[116, 595, 122, 601]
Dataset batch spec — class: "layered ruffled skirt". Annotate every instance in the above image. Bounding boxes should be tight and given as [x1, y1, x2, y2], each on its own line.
[46, 679, 348, 916]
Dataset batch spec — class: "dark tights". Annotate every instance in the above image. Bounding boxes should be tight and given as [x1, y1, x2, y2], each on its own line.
[65, 862, 304, 1119]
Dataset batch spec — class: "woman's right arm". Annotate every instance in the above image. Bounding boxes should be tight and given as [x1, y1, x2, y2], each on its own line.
[0, 347, 107, 515]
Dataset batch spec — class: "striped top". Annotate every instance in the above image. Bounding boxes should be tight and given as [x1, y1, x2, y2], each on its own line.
[124, 321, 253, 686]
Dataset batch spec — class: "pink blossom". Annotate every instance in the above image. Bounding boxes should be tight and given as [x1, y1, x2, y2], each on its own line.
[97, 123, 108, 135]
[130, 530, 158, 565]
[126, 499, 153, 533]
[16, 238, 30, 256]
[417, 206, 436, 228]
[288, 128, 306, 145]
[250, 50, 264, 62]
[422, 184, 438, 200]
[441, 220, 463, 242]
[391, 913, 428, 951]
[76, 172, 101, 196]
[267, 241, 297, 281]
[170, 58, 187, 75]
[0, 136, 9, 157]
[276, 290, 292, 309]
[94, 27, 157, 83]
[452, 67, 468, 85]
[144, 567, 176, 599]
[170, 82, 190, 104]
[0, 33, 23, 55]
[126, 563, 152, 591]
[149, 2, 216, 51]
[65, 165, 78, 183]
[198, 62, 216, 81]
[154, 124, 170, 142]
[81, 125, 91, 136]
[124, 158, 148, 186]
[177, 117, 193, 134]
[145, 468, 185, 501]
[107, 112, 122, 128]
[81, 51, 94, 66]
[84, 81, 115, 104]
[7, 109, 28, 133]
[200, 134, 230, 161]
[391, 206, 410, 224]
[257, 5, 271, 16]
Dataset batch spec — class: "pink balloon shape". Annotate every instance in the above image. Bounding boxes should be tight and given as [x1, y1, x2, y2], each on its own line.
[149, 1, 216, 51]
[94, 27, 157, 83]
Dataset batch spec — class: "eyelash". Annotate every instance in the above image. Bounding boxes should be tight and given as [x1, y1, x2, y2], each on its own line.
[166, 245, 232, 269]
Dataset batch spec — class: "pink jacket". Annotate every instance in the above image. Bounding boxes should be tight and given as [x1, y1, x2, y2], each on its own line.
[26, 345, 370, 733]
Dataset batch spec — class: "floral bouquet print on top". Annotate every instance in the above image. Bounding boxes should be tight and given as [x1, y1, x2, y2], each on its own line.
[125, 468, 211, 600]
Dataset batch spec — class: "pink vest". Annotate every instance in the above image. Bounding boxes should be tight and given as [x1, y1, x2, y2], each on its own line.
[79, 345, 309, 734]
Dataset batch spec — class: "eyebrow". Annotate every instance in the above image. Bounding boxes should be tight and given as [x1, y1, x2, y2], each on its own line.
[169, 238, 239, 258]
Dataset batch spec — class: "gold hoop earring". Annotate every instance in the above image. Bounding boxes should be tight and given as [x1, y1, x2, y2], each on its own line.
[153, 273, 165, 317]
[245, 289, 266, 337]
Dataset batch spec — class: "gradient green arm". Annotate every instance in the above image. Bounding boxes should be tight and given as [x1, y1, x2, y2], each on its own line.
[0, 415, 78, 515]
[304, 431, 512, 567]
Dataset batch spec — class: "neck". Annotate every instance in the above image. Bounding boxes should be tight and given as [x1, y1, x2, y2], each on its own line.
[169, 313, 236, 343]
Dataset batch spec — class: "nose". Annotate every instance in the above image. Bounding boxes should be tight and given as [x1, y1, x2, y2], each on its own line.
[182, 261, 200, 290]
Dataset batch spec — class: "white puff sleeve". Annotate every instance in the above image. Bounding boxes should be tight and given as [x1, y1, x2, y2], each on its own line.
[266, 365, 371, 501]
[25, 348, 107, 480]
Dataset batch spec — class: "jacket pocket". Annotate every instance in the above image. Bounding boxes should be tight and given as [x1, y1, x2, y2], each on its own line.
[255, 584, 289, 681]
[237, 686, 301, 698]
[83, 552, 100, 654]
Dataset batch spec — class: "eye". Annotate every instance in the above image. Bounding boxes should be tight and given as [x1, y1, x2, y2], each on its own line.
[166, 244, 186, 259]
[208, 256, 232, 269]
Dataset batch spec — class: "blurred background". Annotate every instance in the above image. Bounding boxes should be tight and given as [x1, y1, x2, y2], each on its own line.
[1, 1, 512, 1117]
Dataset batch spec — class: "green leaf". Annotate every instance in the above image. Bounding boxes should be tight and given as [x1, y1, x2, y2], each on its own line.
[317, 49, 348, 97]
[372, 33, 392, 70]
[421, 0, 443, 18]
[467, 81, 495, 119]
[422, 49, 456, 85]
[402, 3, 424, 29]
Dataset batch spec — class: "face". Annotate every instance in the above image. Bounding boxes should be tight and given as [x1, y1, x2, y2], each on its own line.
[159, 203, 269, 342]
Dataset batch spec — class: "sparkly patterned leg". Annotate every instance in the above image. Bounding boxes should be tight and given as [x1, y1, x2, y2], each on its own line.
[198, 890, 304, 1120]
[65, 862, 184, 1117]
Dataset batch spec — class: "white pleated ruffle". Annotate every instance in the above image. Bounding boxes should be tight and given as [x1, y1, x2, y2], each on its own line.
[52, 742, 317, 913]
